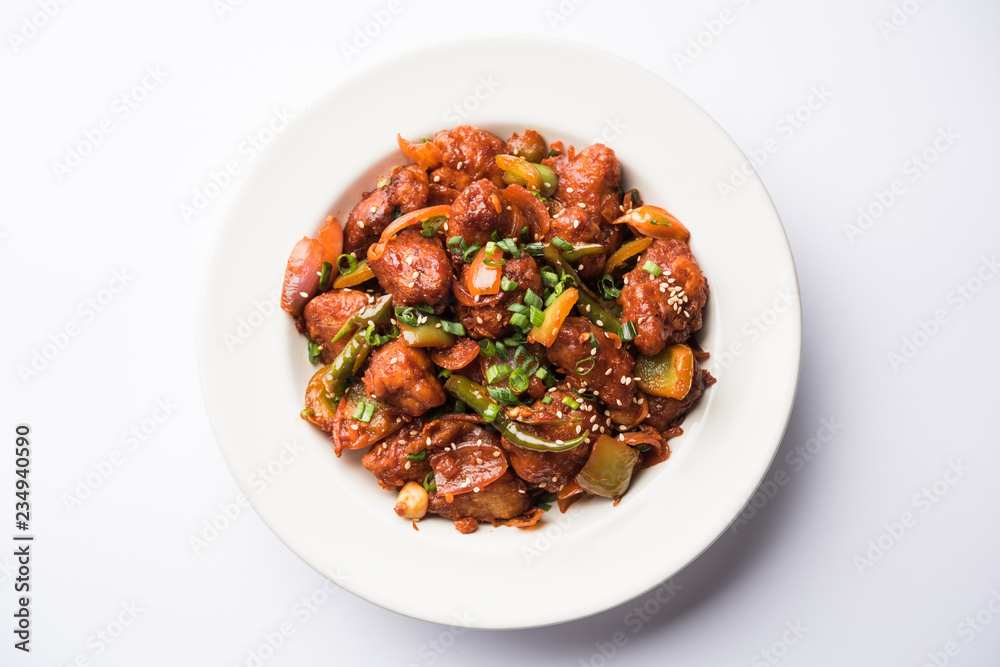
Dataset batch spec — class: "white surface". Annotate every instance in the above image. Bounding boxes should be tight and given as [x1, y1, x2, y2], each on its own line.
[2, 0, 998, 663]
[197, 35, 800, 629]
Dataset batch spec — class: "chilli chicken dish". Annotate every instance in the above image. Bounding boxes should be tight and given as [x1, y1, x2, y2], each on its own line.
[281, 125, 715, 534]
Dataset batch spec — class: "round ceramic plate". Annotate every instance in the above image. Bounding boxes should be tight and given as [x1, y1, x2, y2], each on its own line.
[197, 36, 801, 629]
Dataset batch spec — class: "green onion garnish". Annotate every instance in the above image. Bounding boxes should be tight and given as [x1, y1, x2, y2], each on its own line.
[479, 339, 496, 357]
[509, 313, 529, 329]
[551, 236, 573, 251]
[488, 385, 519, 405]
[524, 289, 543, 310]
[440, 320, 465, 336]
[501, 276, 519, 292]
[509, 368, 529, 394]
[422, 471, 437, 492]
[486, 364, 511, 384]
[642, 260, 662, 277]
[319, 261, 333, 289]
[575, 357, 595, 375]
[307, 340, 322, 364]
[497, 238, 521, 257]
[406, 450, 427, 461]
[337, 254, 357, 275]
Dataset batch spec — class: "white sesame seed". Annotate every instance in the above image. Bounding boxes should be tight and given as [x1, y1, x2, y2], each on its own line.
[299, 291, 309, 298]
[433, 175, 440, 182]
[596, 320, 603, 326]
[370, 206, 377, 213]
[577, 202, 586, 209]
[567, 187, 574, 193]
[473, 486, 480, 493]
[578, 264, 584, 271]
[493, 451, 501, 457]
[404, 461, 411, 470]
[426, 437, 432, 446]
[457, 161, 464, 169]
[476, 316, 483, 324]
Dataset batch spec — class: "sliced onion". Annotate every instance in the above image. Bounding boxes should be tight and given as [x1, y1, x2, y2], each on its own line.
[281, 237, 323, 316]
[430, 442, 508, 496]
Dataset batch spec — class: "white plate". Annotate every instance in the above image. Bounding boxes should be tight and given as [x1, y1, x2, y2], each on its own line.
[197, 36, 801, 629]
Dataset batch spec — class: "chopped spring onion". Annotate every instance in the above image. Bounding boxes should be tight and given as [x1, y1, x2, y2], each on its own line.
[463, 243, 481, 263]
[440, 320, 465, 336]
[501, 276, 520, 292]
[598, 273, 621, 300]
[551, 236, 573, 251]
[406, 450, 427, 461]
[542, 395, 553, 404]
[642, 260, 662, 277]
[422, 471, 437, 492]
[529, 306, 545, 328]
[353, 401, 375, 423]
[509, 313, 529, 329]
[479, 339, 496, 357]
[562, 396, 580, 410]
[575, 357, 596, 375]
[509, 368, 529, 394]
[486, 364, 511, 384]
[337, 254, 358, 275]
[620, 320, 638, 342]
[487, 385, 519, 405]
[524, 289, 543, 310]
[523, 242, 545, 257]
[497, 238, 521, 257]
[307, 340, 322, 364]
[319, 261, 333, 290]
[421, 215, 446, 237]
[534, 367, 549, 381]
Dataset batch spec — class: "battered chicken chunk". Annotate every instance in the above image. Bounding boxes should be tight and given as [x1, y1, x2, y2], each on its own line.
[644, 360, 716, 433]
[448, 179, 517, 250]
[363, 338, 446, 417]
[547, 318, 636, 410]
[500, 388, 595, 488]
[368, 228, 453, 313]
[302, 289, 372, 363]
[430, 125, 507, 187]
[344, 165, 429, 255]
[618, 239, 708, 357]
[454, 255, 543, 340]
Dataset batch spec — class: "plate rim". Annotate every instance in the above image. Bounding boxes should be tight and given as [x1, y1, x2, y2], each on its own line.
[196, 33, 802, 629]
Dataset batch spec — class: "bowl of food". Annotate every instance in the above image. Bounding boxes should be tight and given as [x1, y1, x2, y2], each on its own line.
[197, 36, 801, 629]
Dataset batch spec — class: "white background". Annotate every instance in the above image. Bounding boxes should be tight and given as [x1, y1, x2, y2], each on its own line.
[3, 0, 999, 665]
